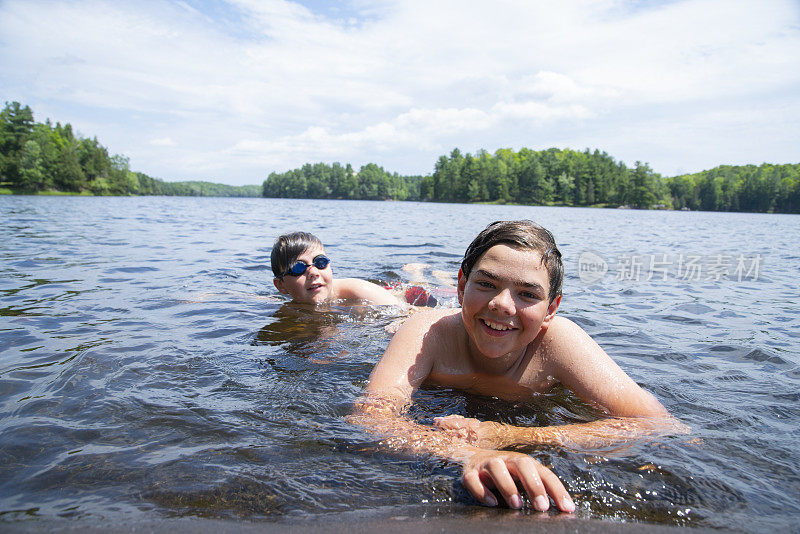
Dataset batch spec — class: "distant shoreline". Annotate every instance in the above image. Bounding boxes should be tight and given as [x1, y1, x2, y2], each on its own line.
[3, 100, 797, 213]
[4, 189, 790, 215]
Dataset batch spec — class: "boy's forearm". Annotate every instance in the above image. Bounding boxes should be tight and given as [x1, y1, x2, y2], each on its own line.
[348, 400, 477, 462]
[496, 416, 689, 451]
[351, 399, 578, 513]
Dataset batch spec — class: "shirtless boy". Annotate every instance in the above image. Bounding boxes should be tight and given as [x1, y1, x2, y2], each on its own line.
[271, 231, 404, 306]
[351, 220, 687, 513]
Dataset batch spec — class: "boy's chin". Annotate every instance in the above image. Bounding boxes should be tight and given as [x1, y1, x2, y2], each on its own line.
[306, 290, 330, 304]
[478, 347, 519, 360]
[473, 336, 528, 359]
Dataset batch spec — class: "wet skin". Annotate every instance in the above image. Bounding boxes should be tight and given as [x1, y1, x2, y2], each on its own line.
[273, 246, 404, 306]
[274, 246, 335, 304]
[458, 244, 559, 374]
[354, 244, 682, 512]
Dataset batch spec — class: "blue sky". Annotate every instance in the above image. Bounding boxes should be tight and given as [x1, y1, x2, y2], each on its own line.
[1, 0, 798, 186]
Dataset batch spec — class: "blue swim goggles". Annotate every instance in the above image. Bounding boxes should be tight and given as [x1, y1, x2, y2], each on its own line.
[283, 255, 331, 277]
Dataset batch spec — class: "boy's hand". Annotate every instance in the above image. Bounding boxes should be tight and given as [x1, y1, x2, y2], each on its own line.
[434, 415, 506, 449]
[461, 448, 575, 513]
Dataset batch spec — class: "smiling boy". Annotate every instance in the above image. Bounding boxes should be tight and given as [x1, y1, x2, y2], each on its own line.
[271, 232, 404, 305]
[351, 220, 686, 513]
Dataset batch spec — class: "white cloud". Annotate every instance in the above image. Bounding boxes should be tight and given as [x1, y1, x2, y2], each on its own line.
[150, 137, 176, 147]
[224, 100, 594, 170]
[0, 0, 798, 183]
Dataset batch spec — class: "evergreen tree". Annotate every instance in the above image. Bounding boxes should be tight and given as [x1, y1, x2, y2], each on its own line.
[19, 140, 47, 191]
[0, 101, 35, 186]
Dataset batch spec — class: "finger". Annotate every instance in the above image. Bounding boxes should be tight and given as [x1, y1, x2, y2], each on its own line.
[433, 415, 464, 429]
[538, 464, 576, 513]
[433, 419, 453, 430]
[463, 468, 497, 507]
[511, 457, 575, 513]
[507, 456, 548, 511]
[484, 458, 523, 509]
[442, 427, 470, 441]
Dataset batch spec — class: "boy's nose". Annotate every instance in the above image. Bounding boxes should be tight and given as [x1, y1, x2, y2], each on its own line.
[488, 288, 515, 314]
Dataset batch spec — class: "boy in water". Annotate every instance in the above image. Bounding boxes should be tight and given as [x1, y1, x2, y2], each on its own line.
[351, 220, 687, 513]
[272, 231, 407, 306]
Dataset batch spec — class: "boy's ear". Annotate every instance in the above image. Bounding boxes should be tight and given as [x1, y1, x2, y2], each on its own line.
[541, 295, 561, 329]
[457, 268, 466, 305]
[273, 277, 288, 294]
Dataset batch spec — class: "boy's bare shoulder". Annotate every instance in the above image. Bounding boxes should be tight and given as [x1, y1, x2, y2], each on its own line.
[368, 308, 461, 395]
[393, 308, 462, 353]
[545, 315, 583, 337]
[335, 278, 401, 305]
[536, 315, 608, 370]
[538, 316, 588, 353]
[335, 277, 375, 293]
[416, 307, 461, 326]
[399, 307, 461, 335]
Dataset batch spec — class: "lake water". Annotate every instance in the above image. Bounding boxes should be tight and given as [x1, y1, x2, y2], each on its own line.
[1, 196, 798, 531]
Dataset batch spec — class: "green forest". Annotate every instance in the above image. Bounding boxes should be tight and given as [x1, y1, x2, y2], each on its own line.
[3, 101, 798, 212]
[0, 101, 260, 197]
[665, 164, 799, 213]
[262, 162, 423, 201]
[262, 148, 800, 213]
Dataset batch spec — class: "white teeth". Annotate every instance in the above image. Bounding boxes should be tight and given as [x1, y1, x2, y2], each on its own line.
[483, 319, 512, 331]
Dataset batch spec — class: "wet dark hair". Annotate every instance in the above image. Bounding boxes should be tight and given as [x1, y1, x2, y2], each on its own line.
[461, 220, 563, 302]
[271, 231, 324, 278]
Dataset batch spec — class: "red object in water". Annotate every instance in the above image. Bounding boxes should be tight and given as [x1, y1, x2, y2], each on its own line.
[405, 286, 437, 307]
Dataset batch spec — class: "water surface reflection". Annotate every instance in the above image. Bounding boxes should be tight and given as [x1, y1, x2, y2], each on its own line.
[0, 196, 798, 531]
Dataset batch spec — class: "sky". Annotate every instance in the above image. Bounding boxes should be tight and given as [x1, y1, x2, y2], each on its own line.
[1, 0, 798, 186]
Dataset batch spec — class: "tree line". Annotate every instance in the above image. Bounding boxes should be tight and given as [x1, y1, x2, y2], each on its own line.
[420, 147, 669, 208]
[0, 101, 260, 197]
[263, 147, 800, 213]
[262, 148, 674, 209]
[262, 162, 423, 200]
[4, 100, 798, 212]
[665, 164, 799, 213]
[260, 148, 668, 208]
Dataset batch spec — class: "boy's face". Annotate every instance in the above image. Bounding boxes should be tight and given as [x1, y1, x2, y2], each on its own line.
[273, 246, 334, 304]
[457, 244, 560, 362]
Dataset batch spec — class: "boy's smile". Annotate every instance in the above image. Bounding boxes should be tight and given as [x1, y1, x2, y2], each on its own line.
[458, 244, 559, 371]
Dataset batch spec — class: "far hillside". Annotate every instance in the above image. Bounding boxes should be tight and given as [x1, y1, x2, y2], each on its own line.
[665, 164, 799, 213]
[0, 101, 260, 197]
[263, 149, 800, 213]
[3, 100, 798, 212]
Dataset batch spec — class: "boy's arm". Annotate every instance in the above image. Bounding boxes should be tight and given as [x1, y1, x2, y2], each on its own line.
[349, 310, 575, 512]
[435, 317, 688, 451]
[336, 278, 405, 306]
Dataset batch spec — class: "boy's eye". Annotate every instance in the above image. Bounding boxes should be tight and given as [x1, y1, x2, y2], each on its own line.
[519, 291, 539, 300]
[476, 280, 494, 289]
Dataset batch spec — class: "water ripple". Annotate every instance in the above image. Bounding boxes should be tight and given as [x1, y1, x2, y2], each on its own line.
[1, 197, 799, 531]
